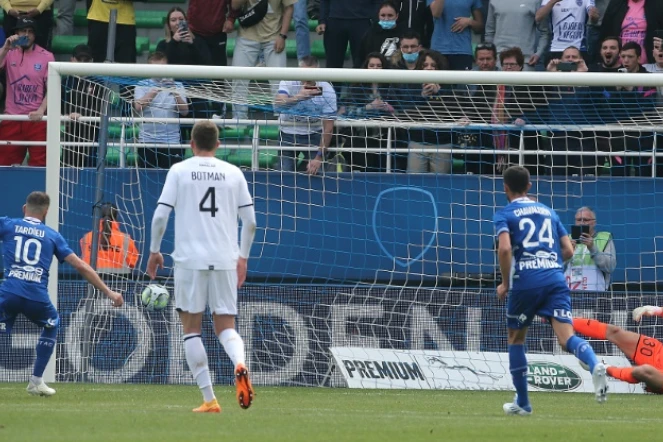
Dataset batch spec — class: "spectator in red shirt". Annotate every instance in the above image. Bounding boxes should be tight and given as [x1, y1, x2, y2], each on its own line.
[0, 17, 53, 167]
[187, 0, 237, 66]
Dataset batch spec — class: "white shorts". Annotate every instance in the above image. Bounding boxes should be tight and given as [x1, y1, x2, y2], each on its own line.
[174, 268, 238, 315]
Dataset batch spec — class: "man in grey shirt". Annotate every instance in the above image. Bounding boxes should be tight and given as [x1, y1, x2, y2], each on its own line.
[484, 0, 549, 71]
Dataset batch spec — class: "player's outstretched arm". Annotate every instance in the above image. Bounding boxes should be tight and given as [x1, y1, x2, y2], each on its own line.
[64, 254, 124, 307]
[633, 306, 663, 322]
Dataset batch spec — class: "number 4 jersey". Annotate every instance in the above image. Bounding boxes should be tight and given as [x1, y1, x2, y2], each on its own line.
[493, 197, 568, 289]
[157, 156, 253, 270]
[0, 217, 74, 303]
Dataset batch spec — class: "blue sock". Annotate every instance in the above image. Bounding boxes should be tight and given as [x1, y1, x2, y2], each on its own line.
[508, 344, 530, 410]
[33, 328, 57, 378]
[566, 335, 599, 373]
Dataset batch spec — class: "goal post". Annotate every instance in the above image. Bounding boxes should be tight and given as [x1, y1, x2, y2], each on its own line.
[28, 61, 663, 390]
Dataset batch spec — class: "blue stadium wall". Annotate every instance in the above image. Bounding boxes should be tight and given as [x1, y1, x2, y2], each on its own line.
[0, 168, 658, 284]
[1, 168, 660, 385]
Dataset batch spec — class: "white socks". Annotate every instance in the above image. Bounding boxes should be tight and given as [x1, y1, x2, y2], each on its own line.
[183, 333, 215, 402]
[219, 328, 246, 368]
[30, 375, 42, 385]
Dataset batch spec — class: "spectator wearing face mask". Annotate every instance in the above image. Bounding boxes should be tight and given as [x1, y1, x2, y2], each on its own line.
[391, 29, 421, 69]
[356, 1, 405, 67]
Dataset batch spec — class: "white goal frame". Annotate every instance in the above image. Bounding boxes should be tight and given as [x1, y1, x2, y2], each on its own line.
[44, 62, 663, 382]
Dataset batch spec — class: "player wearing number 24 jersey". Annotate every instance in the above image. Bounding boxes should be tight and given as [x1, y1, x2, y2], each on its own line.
[0, 192, 123, 397]
[493, 167, 607, 416]
[147, 120, 257, 413]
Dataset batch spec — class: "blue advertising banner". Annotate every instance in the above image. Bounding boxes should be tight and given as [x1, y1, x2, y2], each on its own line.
[0, 283, 654, 386]
[0, 168, 660, 284]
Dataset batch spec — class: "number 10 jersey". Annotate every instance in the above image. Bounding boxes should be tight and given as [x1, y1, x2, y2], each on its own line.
[157, 156, 254, 270]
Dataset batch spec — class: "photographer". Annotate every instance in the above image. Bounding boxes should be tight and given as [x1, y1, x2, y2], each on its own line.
[274, 56, 337, 175]
[133, 52, 189, 169]
[564, 207, 616, 292]
[156, 8, 212, 66]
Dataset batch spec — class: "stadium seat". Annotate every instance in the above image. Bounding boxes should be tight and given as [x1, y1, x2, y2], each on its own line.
[247, 125, 280, 140]
[51, 35, 150, 56]
[227, 149, 279, 168]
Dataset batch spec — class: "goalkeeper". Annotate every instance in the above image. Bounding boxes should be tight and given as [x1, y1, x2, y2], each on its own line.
[573, 306, 663, 393]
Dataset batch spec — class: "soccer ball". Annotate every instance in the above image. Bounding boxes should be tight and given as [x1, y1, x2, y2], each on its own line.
[141, 284, 170, 311]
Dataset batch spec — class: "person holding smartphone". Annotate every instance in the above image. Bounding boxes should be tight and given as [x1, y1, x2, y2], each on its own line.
[156, 7, 212, 66]
[0, 17, 53, 167]
[564, 206, 616, 292]
[274, 55, 337, 175]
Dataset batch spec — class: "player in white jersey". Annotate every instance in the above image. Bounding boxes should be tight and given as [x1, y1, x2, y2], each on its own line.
[147, 120, 257, 413]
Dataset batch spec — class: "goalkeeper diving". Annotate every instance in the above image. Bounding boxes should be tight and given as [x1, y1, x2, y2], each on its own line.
[573, 306, 663, 393]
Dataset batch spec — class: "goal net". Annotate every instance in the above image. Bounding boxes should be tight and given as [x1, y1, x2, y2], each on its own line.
[1, 63, 661, 392]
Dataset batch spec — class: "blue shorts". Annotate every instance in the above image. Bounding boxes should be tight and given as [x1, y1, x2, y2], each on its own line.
[506, 280, 572, 329]
[0, 291, 59, 334]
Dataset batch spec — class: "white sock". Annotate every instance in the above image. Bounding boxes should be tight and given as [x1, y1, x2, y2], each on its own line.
[30, 375, 42, 385]
[183, 333, 215, 402]
[219, 328, 246, 367]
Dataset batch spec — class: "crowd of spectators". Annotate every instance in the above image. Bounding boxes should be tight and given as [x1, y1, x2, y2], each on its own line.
[0, 0, 662, 175]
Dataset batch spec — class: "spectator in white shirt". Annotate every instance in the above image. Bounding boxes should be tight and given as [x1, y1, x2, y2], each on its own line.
[133, 52, 189, 168]
[536, 0, 599, 62]
[274, 56, 337, 175]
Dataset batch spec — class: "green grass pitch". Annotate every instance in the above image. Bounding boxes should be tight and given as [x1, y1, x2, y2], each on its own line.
[0, 383, 660, 442]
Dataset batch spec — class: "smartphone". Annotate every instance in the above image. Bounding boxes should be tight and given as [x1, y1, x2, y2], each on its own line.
[557, 62, 577, 72]
[12, 35, 29, 47]
[304, 85, 322, 95]
[178, 20, 189, 34]
[571, 225, 590, 241]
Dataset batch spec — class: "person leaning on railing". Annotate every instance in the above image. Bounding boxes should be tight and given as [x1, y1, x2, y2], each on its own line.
[132, 51, 190, 169]
[273, 55, 337, 176]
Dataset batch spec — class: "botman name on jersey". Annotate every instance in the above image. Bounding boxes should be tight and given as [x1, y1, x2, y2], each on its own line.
[191, 172, 226, 181]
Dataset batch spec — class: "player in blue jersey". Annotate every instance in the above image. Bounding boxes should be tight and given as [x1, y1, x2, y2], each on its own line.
[494, 166, 608, 415]
[0, 191, 123, 396]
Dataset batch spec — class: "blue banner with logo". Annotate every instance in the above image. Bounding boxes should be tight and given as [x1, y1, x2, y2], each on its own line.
[0, 168, 662, 284]
[0, 283, 655, 386]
